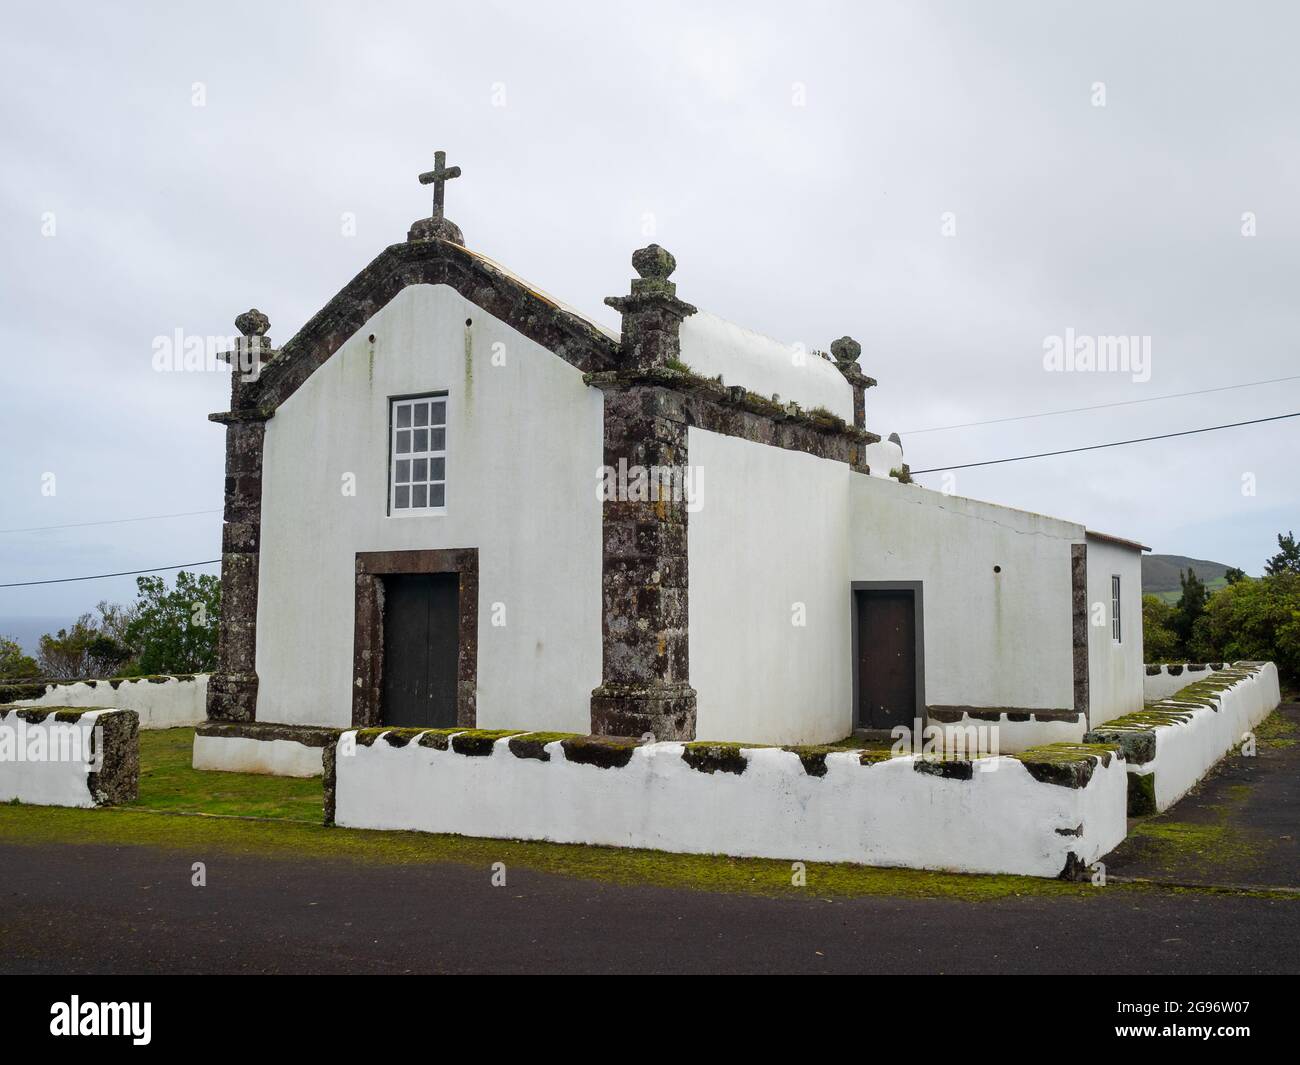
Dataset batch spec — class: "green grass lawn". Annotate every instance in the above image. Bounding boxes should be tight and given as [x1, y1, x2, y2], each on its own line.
[131, 727, 323, 821]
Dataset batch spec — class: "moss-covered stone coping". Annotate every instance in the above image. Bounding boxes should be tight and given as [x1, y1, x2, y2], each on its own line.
[0, 705, 106, 724]
[1011, 742, 1120, 788]
[782, 744, 851, 777]
[507, 732, 581, 762]
[0, 681, 51, 702]
[197, 720, 342, 748]
[0, 675, 201, 701]
[582, 366, 881, 444]
[1085, 664, 1261, 769]
[913, 758, 975, 780]
[451, 729, 522, 756]
[559, 734, 647, 769]
[681, 741, 754, 775]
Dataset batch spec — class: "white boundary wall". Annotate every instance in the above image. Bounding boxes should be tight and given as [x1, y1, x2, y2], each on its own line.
[1142, 664, 1228, 702]
[1130, 664, 1280, 811]
[192, 733, 324, 777]
[333, 733, 1128, 878]
[13, 675, 208, 729]
[0, 708, 130, 807]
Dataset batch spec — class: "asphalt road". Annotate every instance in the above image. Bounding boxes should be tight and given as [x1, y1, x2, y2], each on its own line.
[2, 840, 1297, 974]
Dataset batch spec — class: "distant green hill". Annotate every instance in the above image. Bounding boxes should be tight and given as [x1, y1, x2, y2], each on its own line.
[1142, 554, 1236, 604]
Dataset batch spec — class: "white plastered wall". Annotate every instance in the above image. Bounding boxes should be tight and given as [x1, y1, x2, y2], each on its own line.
[1085, 537, 1145, 726]
[688, 429, 852, 745]
[254, 283, 603, 731]
[850, 476, 1082, 713]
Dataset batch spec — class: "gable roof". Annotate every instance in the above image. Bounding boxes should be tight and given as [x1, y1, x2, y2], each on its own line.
[251, 238, 621, 414]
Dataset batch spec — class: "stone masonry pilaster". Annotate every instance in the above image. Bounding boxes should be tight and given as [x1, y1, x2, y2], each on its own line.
[590, 246, 699, 740]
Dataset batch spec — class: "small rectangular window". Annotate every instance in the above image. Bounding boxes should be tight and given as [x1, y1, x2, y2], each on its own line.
[1111, 575, 1122, 643]
[390, 394, 447, 514]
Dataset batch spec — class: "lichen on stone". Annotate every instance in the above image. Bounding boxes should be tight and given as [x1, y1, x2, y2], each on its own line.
[450, 729, 521, 756]
[1012, 742, 1120, 788]
[681, 741, 755, 775]
[560, 734, 646, 769]
[507, 731, 580, 762]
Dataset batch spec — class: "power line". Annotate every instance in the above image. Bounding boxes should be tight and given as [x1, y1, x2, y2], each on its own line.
[0, 509, 221, 535]
[901, 374, 1300, 435]
[0, 560, 221, 589]
[6, 413, 1296, 585]
[909, 410, 1300, 475]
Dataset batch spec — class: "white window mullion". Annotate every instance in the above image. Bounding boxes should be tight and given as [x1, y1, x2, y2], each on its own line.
[389, 393, 447, 515]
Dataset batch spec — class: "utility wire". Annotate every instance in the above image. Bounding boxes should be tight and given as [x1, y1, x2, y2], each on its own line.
[910, 411, 1300, 475]
[0, 509, 221, 535]
[0, 560, 221, 589]
[7, 411, 1298, 585]
[902, 374, 1300, 435]
[7, 376, 1294, 535]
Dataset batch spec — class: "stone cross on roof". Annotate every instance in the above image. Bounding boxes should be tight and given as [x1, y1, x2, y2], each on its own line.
[419, 150, 461, 223]
[409, 150, 465, 244]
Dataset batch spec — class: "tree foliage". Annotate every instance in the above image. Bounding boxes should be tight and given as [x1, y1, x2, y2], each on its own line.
[122, 571, 221, 674]
[1190, 571, 1300, 686]
[1265, 530, 1300, 576]
[1172, 567, 1208, 650]
[1141, 595, 1180, 660]
[37, 614, 133, 679]
[0, 635, 40, 679]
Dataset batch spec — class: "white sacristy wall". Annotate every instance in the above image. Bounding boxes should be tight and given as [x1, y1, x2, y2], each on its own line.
[689, 436, 1094, 744]
[334, 736, 1129, 878]
[13, 675, 208, 729]
[678, 312, 855, 424]
[851, 476, 1081, 714]
[1085, 536, 1145, 727]
[255, 283, 604, 731]
[689, 429, 851, 745]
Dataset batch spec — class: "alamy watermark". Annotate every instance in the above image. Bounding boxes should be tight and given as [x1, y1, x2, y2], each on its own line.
[597, 459, 704, 512]
[890, 719, 1001, 761]
[151, 330, 268, 381]
[1043, 328, 1151, 383]
[0, 719, 104, 768]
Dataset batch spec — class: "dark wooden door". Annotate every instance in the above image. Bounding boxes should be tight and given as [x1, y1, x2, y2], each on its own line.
[856, 590, 916, 729]
[382, 573, 460, 728]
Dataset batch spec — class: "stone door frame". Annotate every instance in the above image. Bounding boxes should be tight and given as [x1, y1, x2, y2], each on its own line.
[352, 548, 479, 729]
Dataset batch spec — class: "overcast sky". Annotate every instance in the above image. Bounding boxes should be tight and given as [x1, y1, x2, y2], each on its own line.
[1, 0, 1297, 631]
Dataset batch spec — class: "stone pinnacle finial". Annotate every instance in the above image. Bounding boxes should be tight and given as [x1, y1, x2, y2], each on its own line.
[603, 244, 696, 369]
[410, 149, 465, 244]
[632, 244, 676, 280]
[606, 244, 689, 306]
[830, 335, 861, 367]
[235, 309, 270, 337]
